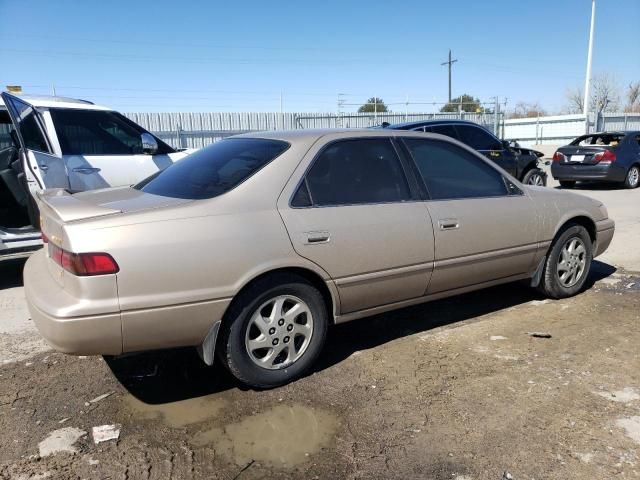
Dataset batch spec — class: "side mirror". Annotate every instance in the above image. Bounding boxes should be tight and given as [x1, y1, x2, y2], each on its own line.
[501, 140, 511, 149]
[141, 133, 158, 155]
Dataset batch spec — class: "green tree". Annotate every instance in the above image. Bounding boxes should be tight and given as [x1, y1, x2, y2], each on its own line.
[358, 97, 389, 113]
[440, 94, 483, 113]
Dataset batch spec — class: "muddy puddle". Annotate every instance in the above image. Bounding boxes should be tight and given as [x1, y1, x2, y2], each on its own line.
[124, 394, 227, 428]
[192, 404, 339, 467]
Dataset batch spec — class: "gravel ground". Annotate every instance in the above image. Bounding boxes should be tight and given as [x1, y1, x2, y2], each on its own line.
[1, 182, 639, 480]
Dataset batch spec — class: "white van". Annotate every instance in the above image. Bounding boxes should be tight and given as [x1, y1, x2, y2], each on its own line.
[0, 92, 191, 260]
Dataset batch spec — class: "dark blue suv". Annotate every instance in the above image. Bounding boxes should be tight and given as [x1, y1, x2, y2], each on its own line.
[382, 120, 547, 186]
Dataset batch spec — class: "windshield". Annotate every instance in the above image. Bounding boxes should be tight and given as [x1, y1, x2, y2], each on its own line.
[134, 138, 290, 200]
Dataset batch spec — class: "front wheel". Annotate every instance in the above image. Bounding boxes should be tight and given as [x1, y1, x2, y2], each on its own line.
[624, 165, 640, 189]
[218, 273, 328, 388]
[522, 168, 546, 186]
[538, 224, 592, 299]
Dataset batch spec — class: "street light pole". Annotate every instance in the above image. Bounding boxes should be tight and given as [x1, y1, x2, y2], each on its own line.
[583, 0, 596, 131]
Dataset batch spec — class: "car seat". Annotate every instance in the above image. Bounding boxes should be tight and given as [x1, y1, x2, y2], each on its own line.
[0, 146, 28, 207]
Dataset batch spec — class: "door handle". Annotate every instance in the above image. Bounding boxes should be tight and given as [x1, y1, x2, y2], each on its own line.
[306, 231, 330, 244]
[38, 164, 49, 171]
[438, 218, 460, 231]
[72, 167, 101, 174]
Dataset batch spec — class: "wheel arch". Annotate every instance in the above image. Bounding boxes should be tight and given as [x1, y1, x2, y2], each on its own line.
[554, 215, 597, 246]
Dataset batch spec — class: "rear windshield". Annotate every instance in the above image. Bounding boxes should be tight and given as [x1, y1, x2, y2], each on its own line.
[135, 138, 289, 199]
[571, 133, 625, 147]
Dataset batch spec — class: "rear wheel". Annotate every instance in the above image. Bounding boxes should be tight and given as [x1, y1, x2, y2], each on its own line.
[624, 165, 640, 189]
[522, 168, 546, 186]
[559, 180, 576, 189]
[538, 224, 592, 299]
[218, 273, 328, 388]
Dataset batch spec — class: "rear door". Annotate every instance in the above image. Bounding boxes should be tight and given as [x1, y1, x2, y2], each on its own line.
[279, 137, 435, 314]
[47, 108, 176, 192]
[1, 92, 69, 193]
[401, 137, 538, 293]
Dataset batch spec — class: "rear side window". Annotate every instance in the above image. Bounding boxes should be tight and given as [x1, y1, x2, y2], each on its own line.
[456, 125, 500, 150]
[136, 138, 289, 199]
[404, 138, 508, 200]
[50, 108, 174, 155]
[430, 124, 459, 140]
[302, 138, 410, 206]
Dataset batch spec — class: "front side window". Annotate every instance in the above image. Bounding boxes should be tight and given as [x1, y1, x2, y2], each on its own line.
[4, 96, 50, 153]
[50, 108, 174, 155]
[456, 125, 500, 151]
[404, 138, 508, 200]
[135, 138, 289, 199]
[303, 138, 410, 206]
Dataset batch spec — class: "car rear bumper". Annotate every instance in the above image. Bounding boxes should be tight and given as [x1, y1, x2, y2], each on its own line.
[24, 251, 123, 355]
[551, 163, 626, 182]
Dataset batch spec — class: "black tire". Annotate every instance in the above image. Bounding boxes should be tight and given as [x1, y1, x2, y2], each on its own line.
[623, 164, 640, 189]
[559, 180, 576, 189]
[218, 273, 328, 389]
[537, 224, 592, 299]
[522, 168, 547, 186]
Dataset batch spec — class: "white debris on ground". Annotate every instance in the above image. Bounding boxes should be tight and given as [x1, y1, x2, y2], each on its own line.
[574, 452, 594, 463]
[38, 427, 87, 457]
[92, 424, 121, 444]
[490, 335, 507, 341]
[616, 417, 640, 444]
[595, 387, 640, 403]
[89, 391, 114, 404]
[528, 299, 549, 306]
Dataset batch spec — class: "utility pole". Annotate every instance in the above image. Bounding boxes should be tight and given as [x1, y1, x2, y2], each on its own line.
[441, 49, 458, 104]
[583, 0, 596, 132]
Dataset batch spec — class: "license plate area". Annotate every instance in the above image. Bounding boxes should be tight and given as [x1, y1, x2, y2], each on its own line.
[570, 155, 585, 162]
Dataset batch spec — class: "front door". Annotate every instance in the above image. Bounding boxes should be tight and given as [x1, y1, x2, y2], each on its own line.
[1, 92, 69, 193]
[279, 137, 435, 314]
[400, 137, 538, 293]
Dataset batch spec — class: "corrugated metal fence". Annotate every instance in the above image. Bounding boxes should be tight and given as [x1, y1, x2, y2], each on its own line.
[504, 113, 640, 146]
[124, 111, 501, 149]
[124, 110, 640, 150]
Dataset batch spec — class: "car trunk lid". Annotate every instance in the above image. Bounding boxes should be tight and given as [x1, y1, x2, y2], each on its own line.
[556, 145, 616, 165]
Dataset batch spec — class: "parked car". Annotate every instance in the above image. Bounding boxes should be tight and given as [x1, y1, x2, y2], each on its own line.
[382, 120, 548, 186]
[0, 92, 191, 260]
[551, 131, 640, 189]
[24, 129, 614, 388]
[507, 140, 545, 159]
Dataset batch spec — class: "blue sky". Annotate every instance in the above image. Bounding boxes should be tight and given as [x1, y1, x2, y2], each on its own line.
[1, 0, 638, 113]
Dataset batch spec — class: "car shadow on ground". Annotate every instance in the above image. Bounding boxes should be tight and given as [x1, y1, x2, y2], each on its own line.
[107, 261, 616, 404]
[554, 183, 628, 191]
[0, 258, 26, 290]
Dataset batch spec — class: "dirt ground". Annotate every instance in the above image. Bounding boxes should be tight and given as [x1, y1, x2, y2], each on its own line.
[1, 182, 639, 480]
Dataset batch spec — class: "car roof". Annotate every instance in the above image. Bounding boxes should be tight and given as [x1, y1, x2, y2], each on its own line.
[232, 128, 456, 143]
[383, 119, 485, 130]
[0, 93, 112, 111]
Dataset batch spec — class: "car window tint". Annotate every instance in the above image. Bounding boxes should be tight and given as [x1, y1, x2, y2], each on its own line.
[0, 110, 14, 150]
[456, 124, 500, 150]
[135, 138, 289, 200]
[404, 138, 508, 200]
[50, 108, 173, 155]
[429, 124, 459, 140]
[291, 180, 312, 207]
[20, 112, 50, 153]
[305, 138, 410, 206]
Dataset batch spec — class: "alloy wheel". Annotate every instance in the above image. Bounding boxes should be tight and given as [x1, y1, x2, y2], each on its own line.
[527, 173, 545, 186]
[628, 167, 639, 188]
[556, 237, 587, 288]
[244, 295, 314, 370]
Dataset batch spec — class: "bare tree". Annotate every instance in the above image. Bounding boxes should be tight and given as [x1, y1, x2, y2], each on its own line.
[565, 73, 620, 114]
[509, 101, 547, 119]
[590, 73, 620, 113]
[564, 86, 584, 114]
[625, 82, 640, 113]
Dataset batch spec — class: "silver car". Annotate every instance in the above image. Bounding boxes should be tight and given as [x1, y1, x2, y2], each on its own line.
[24, 129, 615, 388]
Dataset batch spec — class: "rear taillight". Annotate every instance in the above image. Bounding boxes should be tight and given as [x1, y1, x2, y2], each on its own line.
[594, 150, 616, 164]
[552, 151, 566, 162]
[48, 243, 119, 276]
